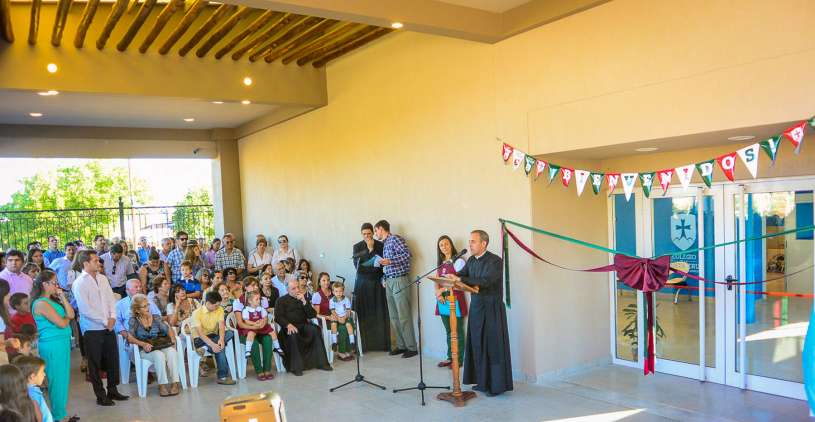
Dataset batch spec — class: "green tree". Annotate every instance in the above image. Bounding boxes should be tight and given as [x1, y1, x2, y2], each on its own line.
[0, 161, 150, 250]
[171, 188, 214, 240]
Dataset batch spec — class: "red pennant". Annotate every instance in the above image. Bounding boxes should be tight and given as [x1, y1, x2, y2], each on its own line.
[502, 143, 513, 161]
[606, 173, 620, 195]
[657, 169, 673, 194]
[783, 121, 807, 153]
[716, 152, 738, 182]
[561, 167, 573, 187]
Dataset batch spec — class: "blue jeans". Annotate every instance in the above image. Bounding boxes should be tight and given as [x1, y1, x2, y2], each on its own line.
[194, 331, 234, 379]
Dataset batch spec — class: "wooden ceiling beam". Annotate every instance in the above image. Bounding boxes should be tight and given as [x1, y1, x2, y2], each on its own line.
[96, 0, 127, 49]
[138, 0, 183, 53]
[245, 15, 312, 62]
[178, 3, 235, 56]
[0, 0, 12, 43]
[27, 0, 41, 45]
[313, 27, 391, 68]
[264, 18, 336, 63]
[195, 5, 251, 58]
[158, 0, 208, 55]
[116, 0, 157, 51]
[279, 21, 353, 65]
[295, 24, 372, 66]
[229, 12, 291, 61]
[213, 9, 274, 60]
[50, 0, 73, 46]
[73, 0, 100, 48]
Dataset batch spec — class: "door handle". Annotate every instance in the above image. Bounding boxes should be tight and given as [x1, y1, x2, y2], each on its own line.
[725, 275, 737, 291]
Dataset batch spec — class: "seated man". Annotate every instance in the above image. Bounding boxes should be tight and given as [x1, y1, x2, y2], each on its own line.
[190, 291, 236, 385]
[274, 279, 332, 376]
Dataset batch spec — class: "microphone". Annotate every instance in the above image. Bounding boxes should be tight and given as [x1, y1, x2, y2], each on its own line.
[453, 249, 467, 260]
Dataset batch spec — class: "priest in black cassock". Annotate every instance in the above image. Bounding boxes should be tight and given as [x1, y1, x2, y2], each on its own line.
[446, 229, 513, 397]
[275, 279, 332, 376]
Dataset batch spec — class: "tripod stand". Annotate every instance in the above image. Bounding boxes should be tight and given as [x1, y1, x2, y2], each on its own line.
[329, 313, 386, 393]
[392, 265, 450, 405]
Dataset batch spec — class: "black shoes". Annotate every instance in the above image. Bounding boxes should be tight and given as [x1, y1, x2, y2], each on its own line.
[389, 349, 406, 356]
[96, 397, 115, 406]
[107, 390, 129, 401]
[402, 350, 418, 358]
[320, 365, 334, 371]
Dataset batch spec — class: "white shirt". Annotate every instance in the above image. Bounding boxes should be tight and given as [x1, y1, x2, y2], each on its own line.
[232, 297, 269, 313]
[272, 248, 298, 266]
[248, 251, 273, 269]
[72, 271, 117, 333]
[329, 296, 352, 318]
[272, 274, 295, 297]
[241, 305, 268, 321]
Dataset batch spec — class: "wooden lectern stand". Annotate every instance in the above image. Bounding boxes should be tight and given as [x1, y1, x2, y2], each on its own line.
[428, 276, 479, 407]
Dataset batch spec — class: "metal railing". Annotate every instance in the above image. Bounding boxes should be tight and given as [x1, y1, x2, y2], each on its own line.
[0, 197, 214, 250]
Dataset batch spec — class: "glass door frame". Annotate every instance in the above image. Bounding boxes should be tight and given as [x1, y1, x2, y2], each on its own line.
[723, 177, 815, 400]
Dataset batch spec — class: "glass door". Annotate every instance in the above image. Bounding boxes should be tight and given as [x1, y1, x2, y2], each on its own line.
[724, 180, 814, 399]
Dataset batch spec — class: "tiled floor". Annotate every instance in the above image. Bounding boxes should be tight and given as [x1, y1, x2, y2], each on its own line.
[64, 349, 811, 422]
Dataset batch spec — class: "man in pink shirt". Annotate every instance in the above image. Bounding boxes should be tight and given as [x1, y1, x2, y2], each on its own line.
[0, 249, 33, 313]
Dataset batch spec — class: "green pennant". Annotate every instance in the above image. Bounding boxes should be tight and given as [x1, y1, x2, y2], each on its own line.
[759, 135, 782, 163]
[590, 172, 604, 195]
[524, 155, 535, 175]
[547, 164, 561, 185]
[639, 172, 655, 197]
[695, 159, 715, 188]
[809, 116, 815, 130]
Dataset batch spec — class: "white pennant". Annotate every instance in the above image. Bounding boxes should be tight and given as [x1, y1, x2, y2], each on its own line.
[675, 164, 695, 190]
[511, 150, 525, 170]
[574, 170, 590, 196]
[737, 143, 760, 179]
[621, 173, 638, 201]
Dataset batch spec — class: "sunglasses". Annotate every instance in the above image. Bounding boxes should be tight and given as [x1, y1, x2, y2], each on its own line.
[278, 239, 287, 244]
[179, 238, 188, 242]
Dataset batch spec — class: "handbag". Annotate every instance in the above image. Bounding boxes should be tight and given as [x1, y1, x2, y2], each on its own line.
[144, 335, 174, 350]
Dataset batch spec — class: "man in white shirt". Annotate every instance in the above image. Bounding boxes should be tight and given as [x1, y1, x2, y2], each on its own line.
[72, 250, 130, 406]
[101, 244, 133, 297]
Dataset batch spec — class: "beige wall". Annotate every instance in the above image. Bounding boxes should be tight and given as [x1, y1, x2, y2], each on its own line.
[238, 0, 815, 381]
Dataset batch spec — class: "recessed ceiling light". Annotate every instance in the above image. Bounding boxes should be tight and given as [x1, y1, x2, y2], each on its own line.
[391, 22, 403, 29]
[241, 100, 251, 105]
[183, 118, 195, 122]
[211, 101, 224, 104]
[635, 147, 659, 152]
[243, 77, 253, 86]
[37, 90, 59, 96]
[727, 135, 755, 141]
[46, 63, 58, 73]
[29, 112, 43, 117]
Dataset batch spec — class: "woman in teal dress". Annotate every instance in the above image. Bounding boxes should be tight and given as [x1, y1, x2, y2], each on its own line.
[31, 269, 75, 421]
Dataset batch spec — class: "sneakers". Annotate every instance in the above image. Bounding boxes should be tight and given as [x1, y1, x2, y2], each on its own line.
[217, 377, 236, 385]
[245, 350, 252, 358]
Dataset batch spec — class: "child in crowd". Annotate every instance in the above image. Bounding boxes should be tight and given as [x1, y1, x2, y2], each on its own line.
[5, 329, 35, 361]
[212, 270, 224, 285]
[15, 355, 52, 422]
[22, 263, 40, 280]
[258, 272, 279, 313]
[216, 283, 234, 315]
[6, 294, 37, 360]
[329, 282, 355, 361]
[179, 261, 202, 299]
[239, 291, 279, 357]
[0, 364, 40, 422]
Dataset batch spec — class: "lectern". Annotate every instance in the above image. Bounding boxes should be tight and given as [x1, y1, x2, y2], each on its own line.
[428, 275, 479, 407]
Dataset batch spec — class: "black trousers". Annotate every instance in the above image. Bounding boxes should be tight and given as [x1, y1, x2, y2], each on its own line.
[83, 329, 120, 399]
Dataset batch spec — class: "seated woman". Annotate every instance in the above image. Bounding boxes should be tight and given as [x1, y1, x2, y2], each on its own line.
[297, 273, 313, 302]
[311, 272, 333, 321]
[127, 294, 181, 397]
[296, 259, 313, 283]
[223, 267, 240, 290]
[139, 250, 165, 293]
[213, 283, 233, 315]
[258, 272, 279, 313]
[147, 276, 172, 318]
[166, 284, 199, 329]
[233, 278, 283, 380]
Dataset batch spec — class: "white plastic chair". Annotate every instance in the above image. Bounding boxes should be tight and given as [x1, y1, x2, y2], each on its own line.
[116, 333, 132, 385]
[316, 311, 363, 363]
[131, 343, 153, 398]
[172, 326, 188, 390]
[181, 319, 237, 388]
[226, 312, 285, 379]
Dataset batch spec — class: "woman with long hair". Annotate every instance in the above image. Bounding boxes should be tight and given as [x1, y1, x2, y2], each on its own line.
[0, 364, 39, 422]
[183, 242, 205, 277]
[147, 276, 172, 317]
[139, 250, 166, 294]
[433, 235, 468, 368]
[30, 269, 75, 421]
[26, 249, 45, 270]
[166, 284, 199, 328]
[204, 238, 221, 270]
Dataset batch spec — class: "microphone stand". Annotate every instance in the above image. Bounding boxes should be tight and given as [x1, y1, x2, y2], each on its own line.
[392, 259, 453, 405]
[329, 312, 386, 393]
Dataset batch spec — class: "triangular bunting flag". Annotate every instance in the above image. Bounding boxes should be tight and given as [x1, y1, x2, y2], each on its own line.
[783, 121, 807, 154]
[524, 155, 535, 175]
[574, 170, 590, 196]
[561, 167, 573, 188]
[657, 169, 673, 195]
[502, 143, 513, 161]
[675, 164, 695, 190]
[547, 164, 561, 184]
[716, 152, 738, 182]
[736, 144, 760, 179]
[639, 172, 655, 198]
[759, 135, 782, 163]
[621, 173, 638, 201]
[606, 173, 620, 195]
[809, 116, 815, 130]
[695, 159, 715, 188]
[511, 150, 525, 170]
[590, 172, 604, 195]
[534, 160, 546, 179]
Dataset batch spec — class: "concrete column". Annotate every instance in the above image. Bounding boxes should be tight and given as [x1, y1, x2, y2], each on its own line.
[211, 129, 245, 250]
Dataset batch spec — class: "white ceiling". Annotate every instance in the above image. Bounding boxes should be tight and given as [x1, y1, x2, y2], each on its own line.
[0, 90, 279, 129]
[437, 0, 532, 13]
